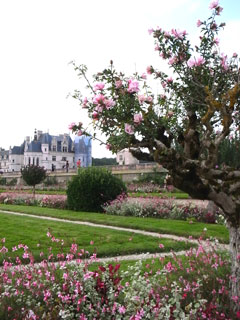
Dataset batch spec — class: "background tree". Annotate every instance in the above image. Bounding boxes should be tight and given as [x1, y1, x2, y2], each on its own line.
[21, 165, 47, 196]
[70, 1, 240, 310]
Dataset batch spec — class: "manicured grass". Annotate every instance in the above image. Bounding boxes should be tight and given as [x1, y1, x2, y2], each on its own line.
[0, 204, 229, 243]
[128, 192, 190, 199]
[0, 211, 194, 265]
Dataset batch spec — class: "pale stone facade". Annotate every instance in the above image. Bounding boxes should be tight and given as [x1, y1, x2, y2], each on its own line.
[116, 148, 139, 166]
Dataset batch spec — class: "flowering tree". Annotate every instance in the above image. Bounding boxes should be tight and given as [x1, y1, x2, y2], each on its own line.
[70, 0, 240, 309]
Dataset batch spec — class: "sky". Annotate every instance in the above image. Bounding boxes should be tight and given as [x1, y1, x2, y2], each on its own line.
[0, 0, 240, 158]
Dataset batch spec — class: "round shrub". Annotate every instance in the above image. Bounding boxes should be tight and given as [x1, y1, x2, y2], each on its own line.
[67, 167, 127, 212]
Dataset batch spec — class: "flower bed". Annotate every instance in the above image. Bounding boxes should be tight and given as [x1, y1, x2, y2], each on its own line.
[103, 195, 223, 224]
[0, 234, 237, 319]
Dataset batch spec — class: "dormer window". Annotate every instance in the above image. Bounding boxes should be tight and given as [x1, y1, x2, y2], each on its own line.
[63, 146, 68, 152]
[52, 146, 57, 152]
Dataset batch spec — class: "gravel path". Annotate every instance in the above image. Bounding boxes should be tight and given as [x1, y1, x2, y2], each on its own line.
[0, 209, 228, 263]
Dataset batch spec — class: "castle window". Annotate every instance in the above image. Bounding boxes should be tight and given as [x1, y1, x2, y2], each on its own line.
[52, 156, 56, 161]
[28, 157, 31, 165]
[12, 159, 15, 163]
[52, 146, 57, 152]
[63, 146, 68, 152]
[62, 157, 67, 161]
[33, 158, 35, 165]
[36, 158, 39, 166]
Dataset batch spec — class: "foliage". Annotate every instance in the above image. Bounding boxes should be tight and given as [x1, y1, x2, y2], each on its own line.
[218, 134, 240, 168]
[92, 157, 117, 166]
[0, 233, 238, 319]
[43, 175, 58, 186]
[21, 165, 47, 194]
[67, 167, 127, 212]
[0, 177, 7, 185]
[136, 168, 166, 186]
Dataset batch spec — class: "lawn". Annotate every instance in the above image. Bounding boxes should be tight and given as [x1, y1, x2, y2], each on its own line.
[0, 204, 229, 243]
[0, 211, 194, 265]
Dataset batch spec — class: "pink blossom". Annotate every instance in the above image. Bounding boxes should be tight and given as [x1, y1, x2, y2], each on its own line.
[105, 98, 115, 109]
[147, 96, 153, 103]
[146, 65, 153, 75]
[92, 111, 98, 120]
[197, 19, 202, 27]
[167, 77, 173, 83]
[159, 243, 164, 249]
[93, 94, 105, 105]
[214, 38, 220, 45]
[124, 123, 134, 135]
[164, 31, 170, 38]
[94, 82, 105, 91]
[138, 94, 146, 104]
[221, 54, 228, 70]
[106, 144, 111, 150]
[128, 79, 140, 93]
[171, 29, 187, 39]
[169, 56, 178, 65]
[141, 73, 147, 79]
[148, 28, 154, 35]
[90, 240, 94, 245]
[82, 97, 88, 108]
[119, 306, 126, 314]
[154, 45, 160, 51]
[233, 52, 238, 57]
[134, 113, 143, 124]
[195, 56, 205, 66]
[209, 0, 219, 10]
[115, 80, 123, 88]
[68, 122, 76, 130]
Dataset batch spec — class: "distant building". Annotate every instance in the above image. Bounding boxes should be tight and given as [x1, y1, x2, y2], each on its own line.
[0, 148, 9, 172]
[74, 135, 92, 167]
[0, 130, 92, 172]
[116, 148, 139, 166]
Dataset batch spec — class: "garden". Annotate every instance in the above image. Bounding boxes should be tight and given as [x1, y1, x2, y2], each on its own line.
[1, 0, 240, 318]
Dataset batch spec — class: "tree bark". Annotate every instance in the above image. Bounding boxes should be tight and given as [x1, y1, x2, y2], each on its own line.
[228, 222, 240, 312]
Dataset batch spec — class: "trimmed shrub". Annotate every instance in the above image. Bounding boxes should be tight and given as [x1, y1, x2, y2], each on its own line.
[67, 167, 127, 212]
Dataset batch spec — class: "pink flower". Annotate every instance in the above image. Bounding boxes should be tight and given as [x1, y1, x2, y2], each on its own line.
[171, 29, 186, 39]
[105, 98, 115, 109]
[197, 19, 202, 27]
[159, 243, 164, 249]
[119, 306, 126, 314]
[148, 28, 154, 35]
[82, 97, 88, 108]
[214, 38, 220, 45]
[94, 82, 105, 91]
[233, 52, 238, 57]
[221, 54, 228, 70]
[147, 96, 153, 103]
[138, 94, 146, 104]
[169, 56, 178, 65]
[141, 73, 147, 79]
[90, 240, 94, 245]
[68, 122, 76, 130]
[146, 65, 153, 75]
[134, 113, 143, 124]
[195, 56, 205, 66]
[187, 58, 195, 68]
[167, 77, 173, 83]
[93, 94, 105, 105]
[128, 79, 140, 93]
[124, 123, 134, 135]
[209, 0, 219, 10]
[106, 144, 111, 150]
[92, 111, 99, 120]
[115, 80, 123, 88]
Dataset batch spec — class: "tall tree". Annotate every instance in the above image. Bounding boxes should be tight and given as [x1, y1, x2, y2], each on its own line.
[70, 0, 240, 310]
[21, 165, 47, 196]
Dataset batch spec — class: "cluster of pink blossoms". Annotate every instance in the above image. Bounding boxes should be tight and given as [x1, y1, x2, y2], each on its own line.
[187, 56, 205, 68]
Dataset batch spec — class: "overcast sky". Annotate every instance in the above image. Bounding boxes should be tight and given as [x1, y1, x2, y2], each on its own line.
[0, 0, 239, 157]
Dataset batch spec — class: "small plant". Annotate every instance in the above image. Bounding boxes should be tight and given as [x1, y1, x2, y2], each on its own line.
[44, 175, 58, 186]
[67, 167, 127, 212]
[21, 165, 47, 196]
